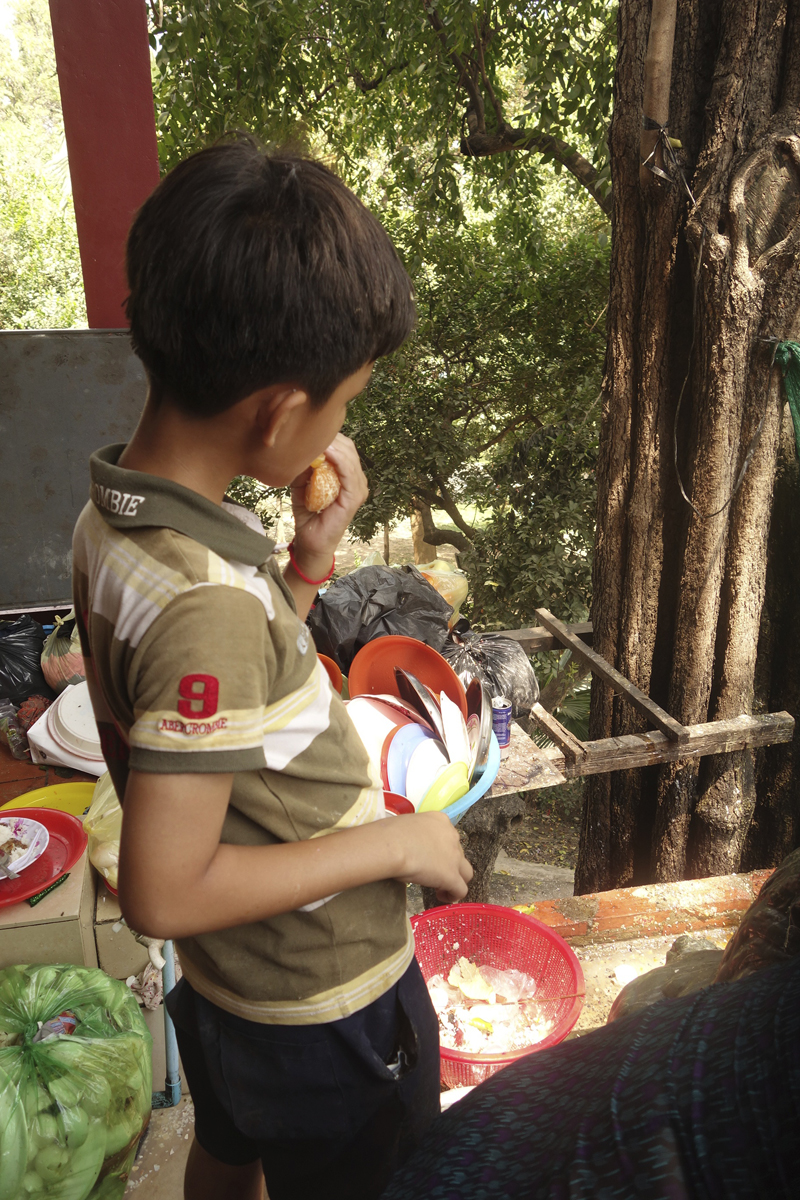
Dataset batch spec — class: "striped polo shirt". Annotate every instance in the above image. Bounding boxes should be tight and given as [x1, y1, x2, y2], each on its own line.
[72, 444, 413, 1024]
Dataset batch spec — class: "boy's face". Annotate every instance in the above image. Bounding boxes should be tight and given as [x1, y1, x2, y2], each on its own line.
[254, 362, 374, 488]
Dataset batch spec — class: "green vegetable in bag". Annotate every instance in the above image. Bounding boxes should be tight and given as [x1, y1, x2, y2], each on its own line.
[0, 965, 152, 1200]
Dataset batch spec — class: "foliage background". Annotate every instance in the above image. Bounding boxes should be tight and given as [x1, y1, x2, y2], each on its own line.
[0, 0, 86, 329]
[1, 0, 612, 633]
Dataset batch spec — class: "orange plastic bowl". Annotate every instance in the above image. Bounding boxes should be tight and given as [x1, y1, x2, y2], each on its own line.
[348, 636, 467, 719]
[317, 653, 343, 694]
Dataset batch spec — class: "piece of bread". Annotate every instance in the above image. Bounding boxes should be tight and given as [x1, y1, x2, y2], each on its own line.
[305, 456, 341, 512]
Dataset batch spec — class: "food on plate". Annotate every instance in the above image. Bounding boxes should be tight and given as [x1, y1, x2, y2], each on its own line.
[0, 822, 29, 864]
[305, 455, 341, 512]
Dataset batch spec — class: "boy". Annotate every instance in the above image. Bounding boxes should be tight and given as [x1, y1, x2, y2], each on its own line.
[72, 136, 472, 1200]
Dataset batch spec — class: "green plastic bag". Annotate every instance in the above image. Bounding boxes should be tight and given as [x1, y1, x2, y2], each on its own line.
[0, 964, 152, 1200]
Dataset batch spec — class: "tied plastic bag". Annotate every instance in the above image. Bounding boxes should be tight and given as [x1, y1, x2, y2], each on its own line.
[443, 629, 539, 717]
[41, 613, 85, 694]
[417, 561, 469, 628]
[0, 618, 54, 707]
[0, 963, 152, 1200]
[308, 565, 453, 674]
[84, 775, 121, 892]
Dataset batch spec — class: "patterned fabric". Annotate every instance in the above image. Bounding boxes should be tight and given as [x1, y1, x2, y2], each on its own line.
[73, 444, 413, 1025]
[381, 954, 800, 1200]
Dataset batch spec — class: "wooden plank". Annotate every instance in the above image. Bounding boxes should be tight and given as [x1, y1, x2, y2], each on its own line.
[498, 621, 593, 654]
[544, 711, 794, 778]
[535, 608, 689, 743]
[488, 722, 566, 797]
[529, 702, 586, 764]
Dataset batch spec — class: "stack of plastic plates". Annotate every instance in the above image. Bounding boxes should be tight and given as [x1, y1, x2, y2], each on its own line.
[46, 682, 104, 762]
[344, 651, 501, 823]
[27, 682, 106, 775]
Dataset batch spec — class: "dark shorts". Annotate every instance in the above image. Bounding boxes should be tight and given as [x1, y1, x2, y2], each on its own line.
[166, 958, 441, 1200]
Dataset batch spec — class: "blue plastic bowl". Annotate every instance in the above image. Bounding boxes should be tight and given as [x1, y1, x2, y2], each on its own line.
[444, 733, 501, 825]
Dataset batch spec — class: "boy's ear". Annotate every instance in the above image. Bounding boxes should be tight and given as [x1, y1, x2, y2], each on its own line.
[256, 386, 311, 448]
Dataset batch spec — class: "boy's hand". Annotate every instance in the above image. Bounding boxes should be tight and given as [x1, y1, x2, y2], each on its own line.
[118, 771, 473, 939]
[390, 812, 473, 903]
[289, 434, 368, 573]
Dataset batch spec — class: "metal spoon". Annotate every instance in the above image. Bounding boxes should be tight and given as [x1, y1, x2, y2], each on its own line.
[394, 668, 446, 742]
[466, 677, 492, 776]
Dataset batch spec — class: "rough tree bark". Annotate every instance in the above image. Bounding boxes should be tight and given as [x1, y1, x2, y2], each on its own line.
[577, 0, 800, 893]
[744, 412, 800, 867]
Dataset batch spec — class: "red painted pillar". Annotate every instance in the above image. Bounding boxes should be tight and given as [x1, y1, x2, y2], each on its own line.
[49, 0, 161, 328]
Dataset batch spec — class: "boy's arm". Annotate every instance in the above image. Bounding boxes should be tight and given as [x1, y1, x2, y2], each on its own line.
[283, 433, 367, 618]
[118, 769, 472, 939]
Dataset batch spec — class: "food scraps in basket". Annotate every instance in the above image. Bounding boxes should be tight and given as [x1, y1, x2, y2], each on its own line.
[428, 959, 553, 1055]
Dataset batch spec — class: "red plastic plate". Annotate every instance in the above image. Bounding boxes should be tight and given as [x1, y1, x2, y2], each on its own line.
[0, 808, 88, 909]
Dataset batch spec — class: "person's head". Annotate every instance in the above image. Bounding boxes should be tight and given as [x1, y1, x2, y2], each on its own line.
[125, 135, 415, 418]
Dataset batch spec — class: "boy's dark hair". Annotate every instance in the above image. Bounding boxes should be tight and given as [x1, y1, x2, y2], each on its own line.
[125, 136, 415, 413]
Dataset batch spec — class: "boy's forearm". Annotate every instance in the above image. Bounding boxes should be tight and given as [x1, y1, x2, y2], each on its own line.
[118, 769, 470, 939]
[119, 809, 406, 939]
[282, 555, 329, 620]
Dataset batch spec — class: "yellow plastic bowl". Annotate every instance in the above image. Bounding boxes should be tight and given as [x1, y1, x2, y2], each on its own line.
[417, 762, 470, 812]
[0, 782, 96, 819]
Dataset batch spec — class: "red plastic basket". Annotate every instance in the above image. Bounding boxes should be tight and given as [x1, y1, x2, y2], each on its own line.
[411, 903, 585, 1088]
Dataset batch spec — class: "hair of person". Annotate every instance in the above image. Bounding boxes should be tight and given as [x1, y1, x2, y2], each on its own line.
[125, 134, 416, 414]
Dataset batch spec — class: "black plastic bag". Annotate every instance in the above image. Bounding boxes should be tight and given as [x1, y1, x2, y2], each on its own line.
[0, 616, 53, 706]
[307, 565, 452, 674]
[442, 629, 539, 716]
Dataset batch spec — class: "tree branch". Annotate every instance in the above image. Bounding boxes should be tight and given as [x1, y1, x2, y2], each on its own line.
[350, 61, 409, 93]
[473, 15, 506, 133]
[424, 1, 485, 130]
[432, 475, 476, 539]
[640, 0, 678, 187]
[476, 411, 535, 453]
[460, 127, 612, 214]
[417, 502, 473, 553]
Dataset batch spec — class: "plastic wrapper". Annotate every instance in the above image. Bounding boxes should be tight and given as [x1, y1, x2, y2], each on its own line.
[41, 613, 85, 695]
[84, 775, 122, 892]
[418, 561, 469, 627]
[0, 618, 53, 707]
[0, 700, 29, 762]
[357, 550, 385, 568]
[714, 846, 800, 983]
[308, 565, 453, 674]
[442, 629, 539, 717]
[0, 963, 152, 1200]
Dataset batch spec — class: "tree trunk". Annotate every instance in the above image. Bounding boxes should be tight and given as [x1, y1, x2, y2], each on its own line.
[744, 407, 800, 868]
[577, 0, 800, 894]
[422, 792, 526, 908]
[410, 502, 437, 564]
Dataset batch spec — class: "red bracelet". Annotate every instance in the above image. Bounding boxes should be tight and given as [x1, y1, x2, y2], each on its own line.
[287, 540, 336, 586]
